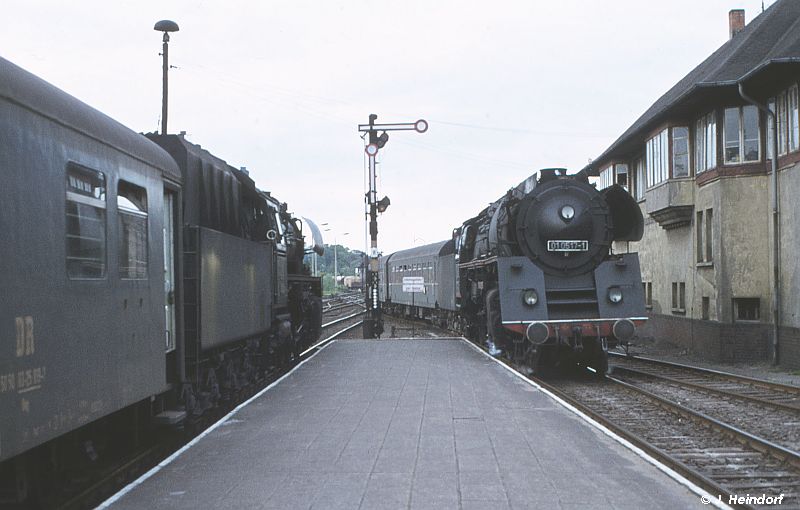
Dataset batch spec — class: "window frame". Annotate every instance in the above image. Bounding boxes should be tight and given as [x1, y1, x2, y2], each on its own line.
[671, 126, 691, 178]
[696, 208, 713, 266]
[117, 180, 150, 280]
[733, 297, 760, 322]
[671, 281, 686, 314]
[723, 105, 760, 165]
[65, 163, 107, 280]
[646, 128, 669, 188]
[634, 157, 645, 201]
[695, 112, 717, 173]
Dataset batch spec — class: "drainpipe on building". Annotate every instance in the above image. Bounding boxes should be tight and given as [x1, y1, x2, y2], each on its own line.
[738, 83, 780, 365]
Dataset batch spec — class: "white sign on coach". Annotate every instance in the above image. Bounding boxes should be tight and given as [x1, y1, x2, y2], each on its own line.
[402, 276, 425, 293]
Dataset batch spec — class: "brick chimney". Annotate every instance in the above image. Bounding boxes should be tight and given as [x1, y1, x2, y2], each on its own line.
[729, 9, 745, 39]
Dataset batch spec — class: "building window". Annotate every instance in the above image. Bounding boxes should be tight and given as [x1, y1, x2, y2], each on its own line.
[733, 298, 760, 321]
[768, 99, 776, 160]
[695, 112, 717, 173]
[702, 297, 710, 320]
[118, 181, 148, 279]
[791, 86, 799, 152]
[598, 164, 628, 191]
[696, 210, 703, 263]
[697, 208, 713, 264]
[615, 163, 628, 190]
[672, 126, 690, 177]
[634, 158, 645, 200]
[723, 106, 759, 164]
[643, 282, 653, 309]
[646, 129, 669, 187]
[671, 282, 685, 313]
[769, 85, 799, 158]
[599, 165, 613, 190]
[66, 165, 107, 279]
[705, 209, 713, 262]
[671, 283, 677, 309]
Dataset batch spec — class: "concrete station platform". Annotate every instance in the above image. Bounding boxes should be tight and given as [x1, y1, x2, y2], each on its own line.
[104, 339, 705, 509]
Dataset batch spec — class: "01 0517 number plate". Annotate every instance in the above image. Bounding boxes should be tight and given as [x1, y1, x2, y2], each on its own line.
[547, 240, 589, 252]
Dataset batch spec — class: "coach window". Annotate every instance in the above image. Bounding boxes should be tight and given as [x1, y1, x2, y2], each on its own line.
[118, 181, 148, 279]
[66, 164, 107, 279]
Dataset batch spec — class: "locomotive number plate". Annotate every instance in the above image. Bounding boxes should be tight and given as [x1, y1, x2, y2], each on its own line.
[547, 240, 589, 252]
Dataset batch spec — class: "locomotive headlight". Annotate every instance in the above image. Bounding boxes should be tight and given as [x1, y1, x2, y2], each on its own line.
[560, 205, 575, 221]
[522, 289, 538, 306]
[608, 287, 623, 304]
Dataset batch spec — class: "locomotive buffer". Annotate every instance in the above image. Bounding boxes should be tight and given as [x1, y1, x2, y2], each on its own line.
[358, 114, 427, 338]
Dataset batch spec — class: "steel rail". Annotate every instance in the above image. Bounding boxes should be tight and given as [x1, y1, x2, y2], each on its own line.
[58, 446, 165, 510]
[612, 365, 800, 413]
[299, 320, 364, 358]
[463, 339, 738, 506]
[531, 375, 738, 508]
[609, 352, 800, 395]
[322, 310, 366, 330]
[466, 338, 800, 508]
[606, 374, 800, 470]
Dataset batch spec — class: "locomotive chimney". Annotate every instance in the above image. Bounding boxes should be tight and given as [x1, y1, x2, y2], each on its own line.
[729, 9, 745, 39]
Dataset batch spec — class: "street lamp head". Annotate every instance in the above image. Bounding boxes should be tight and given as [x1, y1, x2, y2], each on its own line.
[154, 20, 180, 32]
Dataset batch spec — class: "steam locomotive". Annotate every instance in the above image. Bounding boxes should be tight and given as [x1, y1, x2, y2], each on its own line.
[0, 56, 322, 501]
[380, 168, 646, 374]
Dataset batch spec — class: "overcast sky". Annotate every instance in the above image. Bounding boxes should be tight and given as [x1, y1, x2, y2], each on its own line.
[2, 0, 776, 254]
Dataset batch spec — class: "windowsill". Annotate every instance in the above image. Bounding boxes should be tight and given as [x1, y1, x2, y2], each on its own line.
[696, 261, 714, 268]
[734, 319, 761, 324]
[671, 308, 686, 315]
[722, 158, 762, 166]
[645, 305, 653, 310]
[695, 167, 717, 176]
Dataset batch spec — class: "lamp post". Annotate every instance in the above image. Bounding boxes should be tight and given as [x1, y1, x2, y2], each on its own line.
[154, 20, 179, 135]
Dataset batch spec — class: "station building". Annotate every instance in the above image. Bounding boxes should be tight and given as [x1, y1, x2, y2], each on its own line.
[585, 0, 800, 367]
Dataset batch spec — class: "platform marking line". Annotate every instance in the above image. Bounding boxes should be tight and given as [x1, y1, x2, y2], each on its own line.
[460, 338, 732, 510]
[96, 340, 339, 509]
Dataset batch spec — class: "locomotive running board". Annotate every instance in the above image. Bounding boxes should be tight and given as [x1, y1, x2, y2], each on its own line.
[502, 317, 649, 324]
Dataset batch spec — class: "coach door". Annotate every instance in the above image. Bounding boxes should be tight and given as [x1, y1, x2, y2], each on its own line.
[163, 191, 176, 352]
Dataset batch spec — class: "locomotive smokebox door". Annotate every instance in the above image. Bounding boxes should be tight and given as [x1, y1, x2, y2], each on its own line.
[514, 178, 613, 277]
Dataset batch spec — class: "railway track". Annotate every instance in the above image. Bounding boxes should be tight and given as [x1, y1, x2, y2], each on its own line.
[553, 376, 800, 508]
[466, 339, 800, 509]
[609, 352, 800, 411]
[307, 311, 365, 350]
